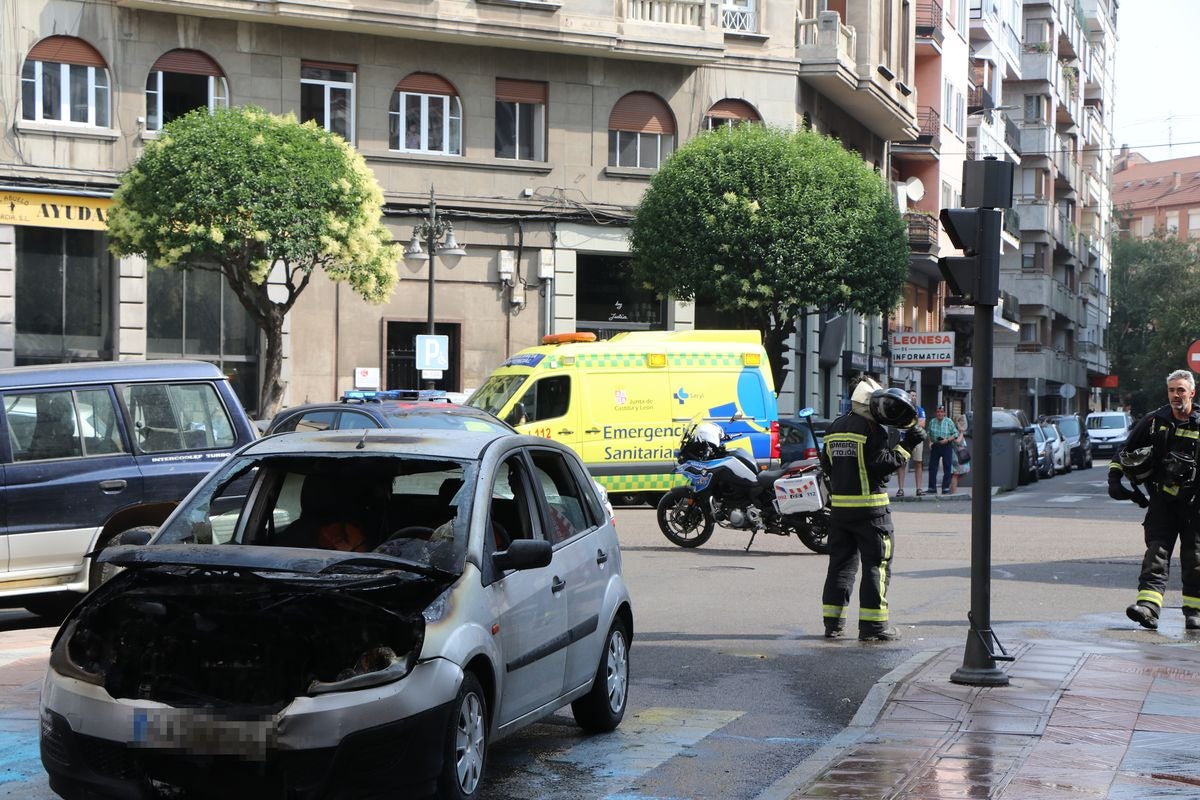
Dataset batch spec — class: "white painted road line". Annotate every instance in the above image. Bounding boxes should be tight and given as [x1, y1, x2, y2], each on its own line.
[1048, 495, 1088, 503]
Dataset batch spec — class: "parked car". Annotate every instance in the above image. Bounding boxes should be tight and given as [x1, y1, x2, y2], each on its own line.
[778, 415, 831, 464]
[1087, 410, 1134, 459]
[1031, 423, 1055, 478]
[40, 427, 633, 800]
[265, 389, 513, 435]
[0, 360, 258, 618]
[1041, 422, 1071, 474]
[1047, 413, 1093, 468]
[999, 408, 1040, 485]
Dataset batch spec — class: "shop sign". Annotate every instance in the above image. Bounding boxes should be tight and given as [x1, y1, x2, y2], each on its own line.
[0, 191, 112, 231]
[890, 332, 955, 366]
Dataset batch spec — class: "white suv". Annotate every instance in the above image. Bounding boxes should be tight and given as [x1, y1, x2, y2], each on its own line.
[1087, 410, 1134, 460]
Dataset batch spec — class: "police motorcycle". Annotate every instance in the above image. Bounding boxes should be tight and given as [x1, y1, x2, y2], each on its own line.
[656, 410, 830, 554]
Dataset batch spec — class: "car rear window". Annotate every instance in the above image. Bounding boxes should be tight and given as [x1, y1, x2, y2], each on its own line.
[1055, 417, 1080, 436]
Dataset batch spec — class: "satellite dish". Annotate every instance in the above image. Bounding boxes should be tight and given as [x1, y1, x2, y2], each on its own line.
[904, 176, 926, 202]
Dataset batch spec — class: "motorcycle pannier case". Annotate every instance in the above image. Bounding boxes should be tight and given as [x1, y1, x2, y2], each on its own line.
[773, 472, 825, 514]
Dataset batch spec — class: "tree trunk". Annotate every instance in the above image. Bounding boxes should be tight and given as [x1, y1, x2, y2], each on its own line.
[259, 307, 287, 419]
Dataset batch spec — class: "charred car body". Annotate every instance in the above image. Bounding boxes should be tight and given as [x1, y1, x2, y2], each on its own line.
[40, 429, 633, 799]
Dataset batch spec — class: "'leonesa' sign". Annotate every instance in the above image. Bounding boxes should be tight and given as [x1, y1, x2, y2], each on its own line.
[890, 332, 955, 367]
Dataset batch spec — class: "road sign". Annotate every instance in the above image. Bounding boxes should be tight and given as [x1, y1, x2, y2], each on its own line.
[416, 334, 450, 371]
[1188, 339, 1200, 372]
[1059, 383, 1076, 400]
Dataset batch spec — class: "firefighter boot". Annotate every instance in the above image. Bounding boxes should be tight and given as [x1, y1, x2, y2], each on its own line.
[1126, 602, 1159, 630]
[824, 621, 845, 639]
[859, 626, 900, 642]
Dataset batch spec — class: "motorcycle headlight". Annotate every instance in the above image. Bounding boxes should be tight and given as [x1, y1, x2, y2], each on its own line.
[307, 646, 416, 695]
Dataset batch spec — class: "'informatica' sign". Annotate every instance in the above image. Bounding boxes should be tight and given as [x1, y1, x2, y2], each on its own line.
[890, 332, 955, 367]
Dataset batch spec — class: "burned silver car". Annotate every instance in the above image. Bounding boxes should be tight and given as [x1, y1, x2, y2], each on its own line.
[40, 429, 633, 799]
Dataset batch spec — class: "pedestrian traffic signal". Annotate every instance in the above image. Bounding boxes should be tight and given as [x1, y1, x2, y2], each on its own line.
[938, 207, 1001, 306]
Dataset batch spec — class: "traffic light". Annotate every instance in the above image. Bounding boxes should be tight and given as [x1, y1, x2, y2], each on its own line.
[938, 207, 1001, 306]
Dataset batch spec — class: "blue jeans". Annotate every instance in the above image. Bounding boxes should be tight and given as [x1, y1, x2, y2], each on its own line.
[928, 442, 953, 492]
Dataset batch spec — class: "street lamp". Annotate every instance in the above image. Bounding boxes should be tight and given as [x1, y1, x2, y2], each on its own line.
[403, 186, 465, 389]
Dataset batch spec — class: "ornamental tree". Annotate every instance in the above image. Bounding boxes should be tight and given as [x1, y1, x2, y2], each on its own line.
[108, 105, 398, 417]
[629, 124, 909, 389]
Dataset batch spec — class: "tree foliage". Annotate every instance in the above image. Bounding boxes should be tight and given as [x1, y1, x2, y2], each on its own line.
[1109, 233, 1200, 413]
[108, 106, 398, 416]
[629, 124, 909, 388]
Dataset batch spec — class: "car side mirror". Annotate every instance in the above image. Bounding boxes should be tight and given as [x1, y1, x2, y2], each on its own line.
[492, 539, 552, 572]
[1024, 426, 1035, 434]
[111, 528, 155, 547]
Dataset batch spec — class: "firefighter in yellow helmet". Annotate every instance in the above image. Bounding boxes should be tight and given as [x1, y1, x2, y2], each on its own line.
[820, 377, 923, 641]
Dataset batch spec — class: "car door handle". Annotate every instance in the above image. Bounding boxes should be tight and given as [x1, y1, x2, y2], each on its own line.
[596, 549, 609, 565]
[551, 577, 566, 593]
[98, 479, 127, 492]
[557, 429, 574, 436]
[585, 428, 601, 434]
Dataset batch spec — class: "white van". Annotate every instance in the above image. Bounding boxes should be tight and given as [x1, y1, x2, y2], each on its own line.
[1087, 410, 1134, 459]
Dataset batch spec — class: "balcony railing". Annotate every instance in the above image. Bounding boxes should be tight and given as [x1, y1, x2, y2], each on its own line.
[917, 0, 943, 39]
[968, 85, 994, 112]
[1003, 112, 1021, 153]
[625, 0, 714, 27]
[906, 212, 938, 253]
[721, 0, 757, 32]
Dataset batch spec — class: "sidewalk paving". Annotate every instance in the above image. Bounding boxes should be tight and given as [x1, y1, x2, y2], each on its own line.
[759, 634, 1200, 800]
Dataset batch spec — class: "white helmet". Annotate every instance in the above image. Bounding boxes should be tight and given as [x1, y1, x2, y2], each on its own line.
[851, 377, 883, 419]
[693, 422, 723, 449]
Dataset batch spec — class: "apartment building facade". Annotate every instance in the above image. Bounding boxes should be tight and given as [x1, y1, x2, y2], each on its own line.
[2, 0, 920, 416]
[1112, 149, 1200, 241]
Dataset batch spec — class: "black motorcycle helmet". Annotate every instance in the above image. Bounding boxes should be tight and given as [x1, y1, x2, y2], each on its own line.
[869, 387, 918, 429]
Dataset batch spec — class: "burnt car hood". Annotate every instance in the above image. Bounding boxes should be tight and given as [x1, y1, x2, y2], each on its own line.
[98, 543, 457, 581]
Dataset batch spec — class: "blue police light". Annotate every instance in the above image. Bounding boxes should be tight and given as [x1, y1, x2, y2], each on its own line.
[341, 389, 448, 403]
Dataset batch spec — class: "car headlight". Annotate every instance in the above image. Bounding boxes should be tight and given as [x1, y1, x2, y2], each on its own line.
[48, 619, 105, 686]
[307, 646, 416, 695]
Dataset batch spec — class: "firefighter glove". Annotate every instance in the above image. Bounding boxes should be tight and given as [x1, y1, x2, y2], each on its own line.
[1131, 488, 1150, 508]
[1108, 469, 1134, 501]
[902, 426, 927, 450]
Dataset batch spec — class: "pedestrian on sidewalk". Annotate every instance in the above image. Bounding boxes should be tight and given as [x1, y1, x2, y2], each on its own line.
[927, 405, 959, 494]
[949, 412, 969, 494]
[1109, 369, 1200, 631]
[821, 377, 924, 642]
[895, 391, 926, 497]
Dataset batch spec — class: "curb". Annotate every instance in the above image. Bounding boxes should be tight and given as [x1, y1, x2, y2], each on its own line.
[752, 648, 946, 800]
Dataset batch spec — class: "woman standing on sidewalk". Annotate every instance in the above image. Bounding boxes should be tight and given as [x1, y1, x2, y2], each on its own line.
[950, 412, 969, 494]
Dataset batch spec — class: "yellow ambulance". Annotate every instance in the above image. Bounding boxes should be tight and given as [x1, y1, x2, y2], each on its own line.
[466, 330, 780, 502]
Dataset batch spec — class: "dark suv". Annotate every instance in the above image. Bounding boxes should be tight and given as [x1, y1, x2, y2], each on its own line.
[265, 389, 513, 435]
[0, 360, 258, 616]
[1047, 413, 1093, 469]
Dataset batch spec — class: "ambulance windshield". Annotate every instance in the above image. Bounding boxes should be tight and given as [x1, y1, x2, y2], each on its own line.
[466, 374, 528, 416]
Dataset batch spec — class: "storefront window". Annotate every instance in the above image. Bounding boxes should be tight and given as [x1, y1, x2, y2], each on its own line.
[575, 254, 666, 339]
[146, 268, 259, 413]
[15, 227, 112, 364]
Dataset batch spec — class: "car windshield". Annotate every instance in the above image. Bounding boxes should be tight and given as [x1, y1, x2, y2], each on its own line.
[1088, 415, 1127, 430]
[156, 453, 477, 575]
[1055, 417, 1080, 436]
[379, 407, 510, 433]
[466, 374, 527, 416]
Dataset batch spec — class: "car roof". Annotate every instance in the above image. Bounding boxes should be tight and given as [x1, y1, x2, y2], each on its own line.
[251, 428, 520, 459]
[269, 400, 510, 425]
[0, 359, 224, 390]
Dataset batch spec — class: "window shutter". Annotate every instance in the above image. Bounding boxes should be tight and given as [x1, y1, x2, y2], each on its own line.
[151, 49, 224, 76]
[302, 60, 356, 73]
[396, 73, 458, 96]
[27, 35, 106, 68]
[608, 92, 675, 134]
[705, 99, 761, 122]
[496, 79, 547, 105]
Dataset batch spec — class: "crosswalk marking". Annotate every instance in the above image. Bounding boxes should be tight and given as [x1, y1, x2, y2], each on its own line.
[1048, 495, 1088, 503]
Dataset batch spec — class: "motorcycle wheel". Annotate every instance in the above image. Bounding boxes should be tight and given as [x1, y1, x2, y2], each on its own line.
[793, 512, 829, 555]
[657, 487, 715, 548]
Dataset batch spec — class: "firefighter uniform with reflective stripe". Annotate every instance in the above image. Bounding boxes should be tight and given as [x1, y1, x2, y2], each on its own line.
[821, 411, 911, 636]
[1115, 404, 1200, 623]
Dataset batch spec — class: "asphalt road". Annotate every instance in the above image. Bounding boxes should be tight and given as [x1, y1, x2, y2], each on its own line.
[0, 461, 1170, 799]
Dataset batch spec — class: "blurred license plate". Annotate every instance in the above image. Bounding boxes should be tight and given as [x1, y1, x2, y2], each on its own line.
[131, 709, 275, 758]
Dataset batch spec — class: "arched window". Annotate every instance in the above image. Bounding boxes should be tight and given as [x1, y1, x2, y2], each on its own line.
[21, 36, 110, 127]
[390, 73, 462, 156]
[146, 50, 229, 131]
[703, 99, 762, 130]
[608, 92, 675, 169]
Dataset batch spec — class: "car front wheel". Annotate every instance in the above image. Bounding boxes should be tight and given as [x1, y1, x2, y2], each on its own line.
[439, 672, 488, 800]
[572, 618, 630, 733]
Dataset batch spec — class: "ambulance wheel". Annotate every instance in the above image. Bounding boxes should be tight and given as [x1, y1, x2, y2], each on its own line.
[657, 488, 714, 548]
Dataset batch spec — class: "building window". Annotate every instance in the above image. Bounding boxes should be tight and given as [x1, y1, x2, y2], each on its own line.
[390, 73, 462, 155]
[301, 62, 355, 142]
[704, 98, 762, 130]
[20, 36, 110, 127]
[1021, 167, 1047, 200]
[495, 79, 546, 161]
[1024, 94, 1047, 123]
[608, 92, 676, 169]
[145, 50, 228, 131]
[146, 268, 259, 414]
[14, 227, 113, 365]
[576, 254, 667, 338]
[1141, 216, 1155, 237]
[1021, 242, 1044, 271]
[1020, 321, 1039, 343]
[1189, 209, 1200, 238]
[1165, 210, 1179, 233]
